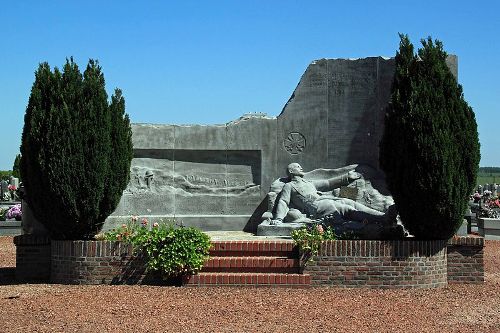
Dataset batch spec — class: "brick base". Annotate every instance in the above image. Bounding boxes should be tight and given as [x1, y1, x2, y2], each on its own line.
[14, 236, 485, 287]
[447, 236, 484, 284]
[304, 240, 448, 289]
[50, 240, 163, 285]
[14, 235, 51, 282]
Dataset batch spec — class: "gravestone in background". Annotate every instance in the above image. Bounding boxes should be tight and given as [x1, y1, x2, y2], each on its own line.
[104, 56, 458, 232]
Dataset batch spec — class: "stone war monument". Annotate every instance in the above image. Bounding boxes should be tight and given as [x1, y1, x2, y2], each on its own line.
[104, 56, 458, 238]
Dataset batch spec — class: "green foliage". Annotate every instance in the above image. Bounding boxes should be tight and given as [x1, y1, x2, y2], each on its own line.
[98, 216, 149, 242]
[0, 171, 12, 181]
[477, 175, 500, 186]
[479, 167, 500, 174]
[20, 58, 133, 240]
[379, 34, 480, 239]
[12, 154, 21, 180]
[477, 168, 500, 185]
[0, 207, 7, 221]
[133, 224, 212, 278]
[100, 218, 212, 278]
[291, 224, 336, 263]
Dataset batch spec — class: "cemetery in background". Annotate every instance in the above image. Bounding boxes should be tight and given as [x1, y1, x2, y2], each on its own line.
[0, 173, 22, 236]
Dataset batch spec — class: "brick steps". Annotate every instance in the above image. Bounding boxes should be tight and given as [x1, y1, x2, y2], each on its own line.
[210, 240, 297, 257]
[187, 240, 310, 287]
[185, 272, 311, 287]
[202, 256, 300, 273]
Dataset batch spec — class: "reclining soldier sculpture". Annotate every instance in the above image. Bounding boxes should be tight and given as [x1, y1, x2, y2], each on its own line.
[271, 163, 398, 226]
[258, 163, 404, 239]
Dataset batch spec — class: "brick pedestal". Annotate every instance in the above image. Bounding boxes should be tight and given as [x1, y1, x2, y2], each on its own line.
[304, 240, 448, 289]
[447, 236, 484, 284]
[14, 235, 51, 282]
[15, 236, 485, 287]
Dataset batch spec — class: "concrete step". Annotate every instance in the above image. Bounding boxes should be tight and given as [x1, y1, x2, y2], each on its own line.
[0, 220, 22, 236]
[185, 272, 311, 287]
[210, 240, 297, 257]
[202, 256, 300, 273]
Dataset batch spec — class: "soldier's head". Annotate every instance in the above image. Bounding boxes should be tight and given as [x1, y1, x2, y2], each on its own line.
[287, 163, 304, 178]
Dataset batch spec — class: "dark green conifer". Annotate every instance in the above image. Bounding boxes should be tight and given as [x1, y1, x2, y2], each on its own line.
[380, 34, 480, 239]
[12, 154, 21, 180]
[20, 58, 133, 239]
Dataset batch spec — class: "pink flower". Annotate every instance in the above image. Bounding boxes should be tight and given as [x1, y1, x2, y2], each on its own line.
[141, 218, 148, 226]
[153, 222, 159, 228]
[131, 215, 138, 222]
[316, 225, 324, 234]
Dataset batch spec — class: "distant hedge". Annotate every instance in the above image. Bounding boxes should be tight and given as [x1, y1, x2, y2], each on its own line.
[478, 167, 500, 174]
[20, 58, 133, 239]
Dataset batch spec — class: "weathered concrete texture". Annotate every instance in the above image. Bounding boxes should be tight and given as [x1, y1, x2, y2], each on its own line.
[478, 218, 500, 240]
[107, 114, 277, 231]
[105, 56, 458, 232]
[278, 57, 393, 173]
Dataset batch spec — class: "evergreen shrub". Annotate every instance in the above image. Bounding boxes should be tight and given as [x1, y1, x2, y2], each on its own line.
[20, 58, 133, 239]
[380, 35, 480, 239]
[12, 154, 21, 180]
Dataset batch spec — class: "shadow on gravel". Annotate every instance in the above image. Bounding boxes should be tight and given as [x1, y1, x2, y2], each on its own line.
[0, 267, 16, 285]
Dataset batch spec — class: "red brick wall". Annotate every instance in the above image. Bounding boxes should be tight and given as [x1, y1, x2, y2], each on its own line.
[15, 237, 485, 287]
[304, 240, 448, 289]
[50, 240, 158, 285]
[447, 236, 484, 284]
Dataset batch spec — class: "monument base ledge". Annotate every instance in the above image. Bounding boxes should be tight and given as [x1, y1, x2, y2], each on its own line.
[104, 215, 254, 232]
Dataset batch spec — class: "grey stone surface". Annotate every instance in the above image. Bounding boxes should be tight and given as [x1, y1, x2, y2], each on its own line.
[256, 163, 403, 239]
[456, 219, 468, 236]
[21, 200, 49, 236]
[0, 180, 8, 200]
[105, 56, 458, 233]
[10, 177, 19, 188]
[478, 217, 500, 240]
[257, 221, 305, 237]
[0, 220, 22, 236]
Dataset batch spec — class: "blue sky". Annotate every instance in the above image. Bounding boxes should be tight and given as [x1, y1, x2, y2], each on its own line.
[1, 1, 499, 170]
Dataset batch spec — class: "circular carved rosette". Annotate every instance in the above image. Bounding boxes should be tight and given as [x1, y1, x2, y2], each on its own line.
[283, 132, 306, 155]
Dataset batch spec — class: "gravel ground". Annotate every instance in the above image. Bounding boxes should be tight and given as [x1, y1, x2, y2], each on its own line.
[0, 236, 499, 333]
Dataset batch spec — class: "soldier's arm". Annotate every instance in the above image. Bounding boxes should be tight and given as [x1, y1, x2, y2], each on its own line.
[313, 171, 361, 191]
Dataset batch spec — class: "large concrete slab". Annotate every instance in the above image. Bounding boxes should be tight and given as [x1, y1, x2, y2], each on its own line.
[105, 56, 458, 233]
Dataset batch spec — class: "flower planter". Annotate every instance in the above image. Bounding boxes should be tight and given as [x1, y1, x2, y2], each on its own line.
[50, 240, 191, 285]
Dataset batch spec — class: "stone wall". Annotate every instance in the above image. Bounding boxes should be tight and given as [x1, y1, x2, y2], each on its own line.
[106, 56, 458, 232]
[447, 236, 484, 284]
[304, 240, 448, 288]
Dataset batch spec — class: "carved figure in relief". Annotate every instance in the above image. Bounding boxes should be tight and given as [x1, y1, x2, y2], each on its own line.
[145, 170, 154, 189]
[270, 163, 397, 226]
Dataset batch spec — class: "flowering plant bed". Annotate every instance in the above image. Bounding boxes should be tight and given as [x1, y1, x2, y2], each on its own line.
[97, 217, 212, 280]
[6, 204, 22, 221]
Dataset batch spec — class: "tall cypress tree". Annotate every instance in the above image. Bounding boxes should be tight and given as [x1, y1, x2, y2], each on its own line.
[20, 58, 133, 239]
[380, 35, 480, 239]
[12, 154, 21, 180]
